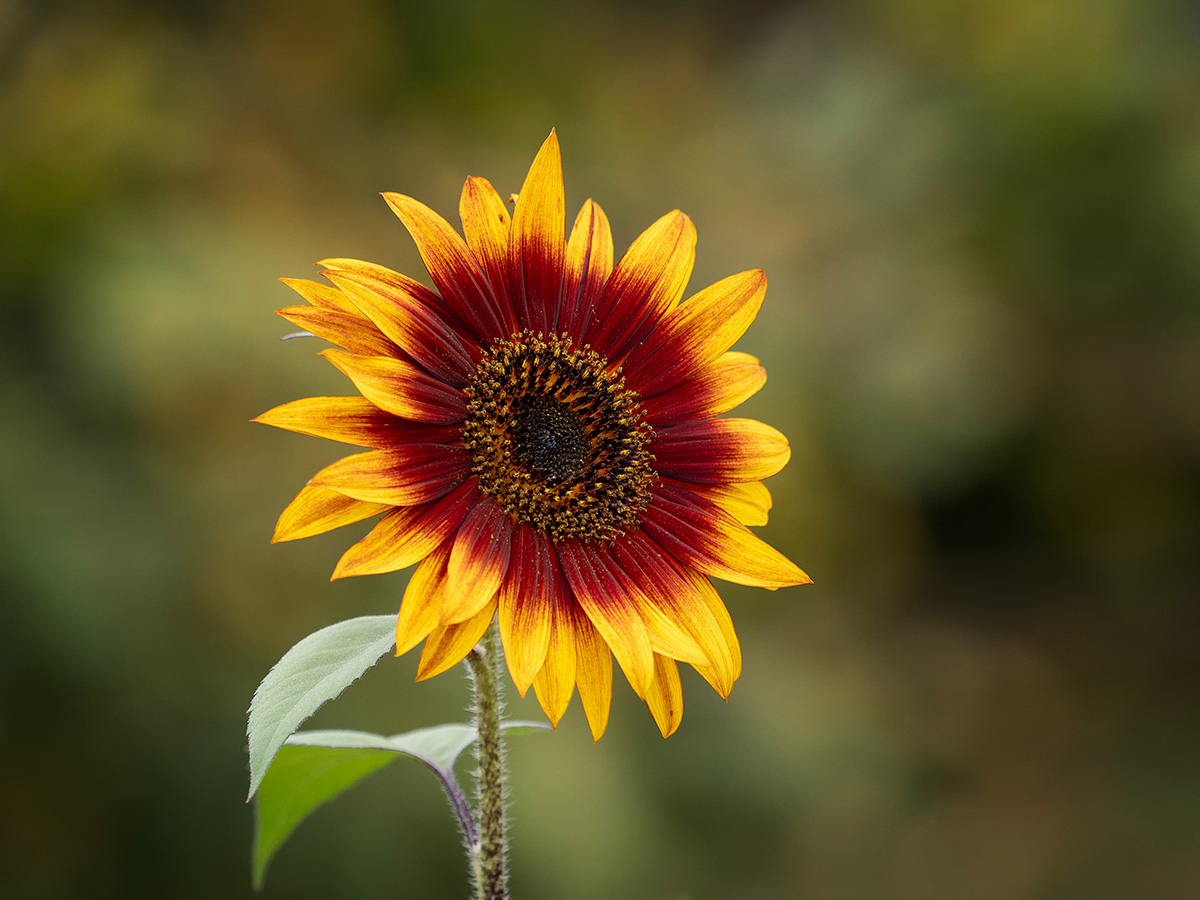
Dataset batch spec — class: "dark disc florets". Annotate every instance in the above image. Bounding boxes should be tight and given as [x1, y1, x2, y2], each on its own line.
[461, 331, 655, 542]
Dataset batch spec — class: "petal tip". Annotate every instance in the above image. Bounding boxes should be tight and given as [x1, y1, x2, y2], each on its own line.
[541, 702, 566, 729]
[381, 192, 414, 219]
[669, 209, 694, 230]
[770, 565, 813, 588]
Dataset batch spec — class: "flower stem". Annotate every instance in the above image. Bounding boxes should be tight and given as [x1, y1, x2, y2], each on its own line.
[466, 625, 508, 900]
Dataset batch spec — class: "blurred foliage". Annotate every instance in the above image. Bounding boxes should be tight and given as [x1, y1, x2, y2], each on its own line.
[1, 0, 1198, 898]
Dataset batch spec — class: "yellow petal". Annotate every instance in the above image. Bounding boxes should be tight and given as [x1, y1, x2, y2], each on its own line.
[572, 608, 613, 742]
[416, 596, 498, 681]
[396, 541, 452, 656]
[280, 276, 359, 314]
[531, 580, 577, 725]
[685, 569, 742, 697]
[693, 481, 772, 527]
[644, 654, 683, 738]
[271, 484, 388, 543]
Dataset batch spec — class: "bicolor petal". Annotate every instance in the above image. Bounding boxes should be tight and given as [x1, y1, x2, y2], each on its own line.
[321, 264, 477, 386]
[440, 496, 514, 625]
[460, 176, 515, 328]
[642, 482, 811, 589]
[332, 480, 478, 579]
[562, 199, 613, 343]
[652, 418, 791, 484]
[275, 305, 400, 358]
[499, 524, 555, 696]
[614, 531, 736, 688]
[589, 210, 696, 362]
[255, 396, 437, 448]
[531, 582, 577, 726]
[321, 350, 468, 424]
[383, 192, 508, 341]
[510, 130, 566, 334]
[623, 269, 766, 396]
[559, 540, 655, 698]
[642, 352, 766, 426]
[310, 446, 470, 507]
[608, 547, 709, 668]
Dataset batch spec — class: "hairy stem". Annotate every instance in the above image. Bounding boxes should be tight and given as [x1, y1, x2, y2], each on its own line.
[466, 625, 508, 900]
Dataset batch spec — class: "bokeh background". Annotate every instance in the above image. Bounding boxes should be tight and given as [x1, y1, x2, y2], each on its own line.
[3, 0, 1199, 897]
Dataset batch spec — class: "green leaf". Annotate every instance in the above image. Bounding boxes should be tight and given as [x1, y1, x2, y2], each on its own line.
[288, 720, 549, 772]
[252, 743, 394, 890]
[252, 722, 548, 890]
[246, 614, 397, 799]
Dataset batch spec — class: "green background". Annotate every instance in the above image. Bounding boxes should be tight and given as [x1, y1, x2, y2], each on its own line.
[2, 0, 1198, 897]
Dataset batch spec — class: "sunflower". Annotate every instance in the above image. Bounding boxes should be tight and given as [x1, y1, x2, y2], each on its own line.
[256, 131, 810, 739]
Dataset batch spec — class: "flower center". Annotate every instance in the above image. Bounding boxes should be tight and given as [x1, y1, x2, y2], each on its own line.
[513, 396, 590, 483]
[461, 331, 655, 543]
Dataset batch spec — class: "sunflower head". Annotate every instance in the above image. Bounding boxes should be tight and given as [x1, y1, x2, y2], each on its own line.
[256, 131, 810, 739]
